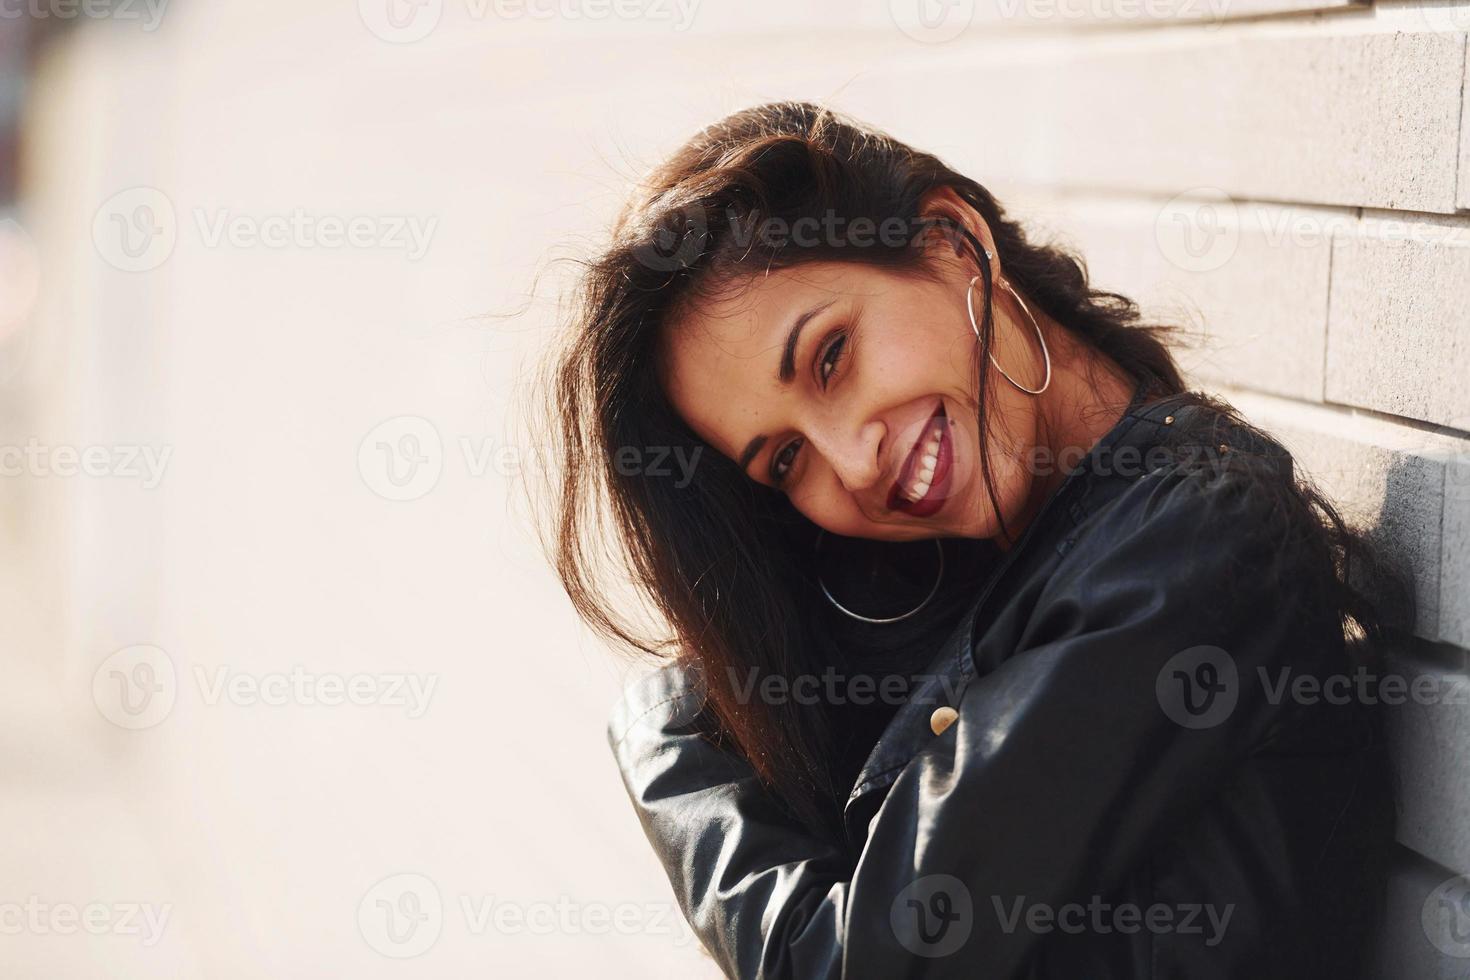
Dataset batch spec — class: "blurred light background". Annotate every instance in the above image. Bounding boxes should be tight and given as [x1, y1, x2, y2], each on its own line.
[1, 0, 1468, 977]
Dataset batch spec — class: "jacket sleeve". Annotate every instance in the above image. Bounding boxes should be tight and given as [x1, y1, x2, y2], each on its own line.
[607, 460, 1335, 979]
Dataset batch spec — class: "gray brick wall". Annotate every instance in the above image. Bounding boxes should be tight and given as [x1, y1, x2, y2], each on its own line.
[834, 1, 1470, 970]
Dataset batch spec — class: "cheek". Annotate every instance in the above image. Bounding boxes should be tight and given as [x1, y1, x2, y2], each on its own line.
[938, 392, 1038, 530]
[877, 316, 971, 388]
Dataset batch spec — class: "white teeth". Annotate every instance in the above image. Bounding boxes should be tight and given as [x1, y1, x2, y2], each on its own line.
[900, 418, 947, 504]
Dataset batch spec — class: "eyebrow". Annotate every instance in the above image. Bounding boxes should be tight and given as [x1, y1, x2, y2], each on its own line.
[736, 298, 836, 478]
[778, 299, 835, 383]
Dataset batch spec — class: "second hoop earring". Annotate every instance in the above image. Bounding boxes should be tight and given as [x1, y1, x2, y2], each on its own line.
[966, 271, 1053, 396]
[814, 531, 945, 625]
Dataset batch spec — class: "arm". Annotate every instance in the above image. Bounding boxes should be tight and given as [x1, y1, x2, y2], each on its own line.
[609, 461, 1333, 978]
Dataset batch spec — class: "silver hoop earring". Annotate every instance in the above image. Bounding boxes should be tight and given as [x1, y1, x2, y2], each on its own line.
[966, 272, 1053, 396]
[814, 530, 945, 625]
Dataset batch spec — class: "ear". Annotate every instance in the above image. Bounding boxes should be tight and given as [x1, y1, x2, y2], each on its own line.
[917, 186, 999, 284]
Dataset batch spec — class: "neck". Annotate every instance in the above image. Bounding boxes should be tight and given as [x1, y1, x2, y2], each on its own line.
[994, 314, 1137, 552]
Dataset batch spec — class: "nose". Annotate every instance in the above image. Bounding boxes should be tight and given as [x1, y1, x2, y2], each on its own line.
[806, 415, 886, 494]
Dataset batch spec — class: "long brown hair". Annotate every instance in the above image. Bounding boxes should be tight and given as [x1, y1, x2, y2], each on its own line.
[529, 101, 1409, 832]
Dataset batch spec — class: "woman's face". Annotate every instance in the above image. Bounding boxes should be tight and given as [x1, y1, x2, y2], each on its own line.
[659, 253, 1051, 543]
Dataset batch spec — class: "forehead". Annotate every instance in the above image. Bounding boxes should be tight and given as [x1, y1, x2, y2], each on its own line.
[658, 264, 852, 458]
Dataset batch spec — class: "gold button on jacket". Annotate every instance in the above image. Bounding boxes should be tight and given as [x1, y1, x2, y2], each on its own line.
[929, 706, 958, 736]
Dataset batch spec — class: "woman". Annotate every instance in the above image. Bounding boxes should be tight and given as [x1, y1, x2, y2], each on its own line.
[532, 102, 1407, 978]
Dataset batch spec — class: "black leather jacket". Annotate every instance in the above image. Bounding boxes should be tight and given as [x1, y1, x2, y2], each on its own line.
[608, 388, 1395, 979]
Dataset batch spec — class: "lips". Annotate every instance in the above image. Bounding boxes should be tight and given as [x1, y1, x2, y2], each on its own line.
[886, 401, 953, 519]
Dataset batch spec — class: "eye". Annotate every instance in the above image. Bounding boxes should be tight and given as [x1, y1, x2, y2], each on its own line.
[770, 437, 803, 485]
[818, 331, 848, 388]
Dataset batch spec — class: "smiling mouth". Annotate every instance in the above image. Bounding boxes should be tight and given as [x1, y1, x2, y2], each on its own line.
[887, 401, 953, 519]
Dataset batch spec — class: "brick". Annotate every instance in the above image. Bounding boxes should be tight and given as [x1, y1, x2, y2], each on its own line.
[1054, 33, 1463, 213]
[1460, 42, 1470, 212]
[1324, 211, 1470, 429]
[961, 0, 1364, 24]
[1443, 452, 1470, 650]
[1370, 851, 1470, 976]
[876, 0, 1362, 34]
[843, 30, 1464, 214]
[1005, 191, 1334, 401]
[1222, 390, 1467, 645]
[1383, 655, 1470, 876]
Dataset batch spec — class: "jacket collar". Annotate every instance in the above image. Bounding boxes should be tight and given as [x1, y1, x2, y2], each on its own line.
[842, 378, 1188, 816]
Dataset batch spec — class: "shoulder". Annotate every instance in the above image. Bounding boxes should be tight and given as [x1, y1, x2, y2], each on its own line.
[1091, 392, 1301, 522]
[1069, 393, 1300, 537]
[1064, 397, 1323, 603]
[1137, 393, 1296, 483]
